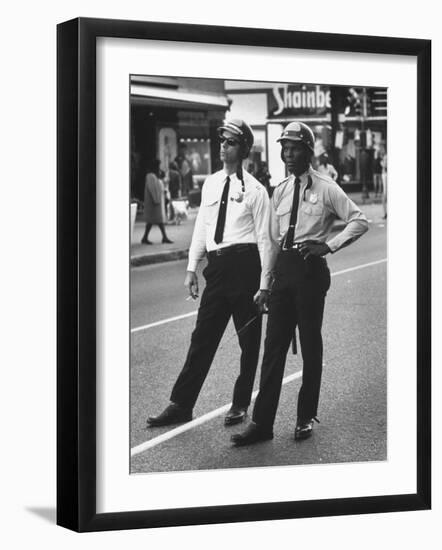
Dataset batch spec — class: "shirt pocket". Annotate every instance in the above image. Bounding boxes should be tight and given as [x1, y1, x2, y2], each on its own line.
[202, 198, 219, 225]
[300, 200, 324, 217]
[228, 193, 249, 220]
[275, 200, 292, 233]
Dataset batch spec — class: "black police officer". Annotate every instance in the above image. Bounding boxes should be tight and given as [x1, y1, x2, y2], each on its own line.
[232, 121, 369, 446]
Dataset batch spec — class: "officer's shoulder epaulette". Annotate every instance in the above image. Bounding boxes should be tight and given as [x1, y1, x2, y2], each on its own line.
[276, 176, 291, 187]
[245, 173, 265, 192]
[310, 169, 334, 186]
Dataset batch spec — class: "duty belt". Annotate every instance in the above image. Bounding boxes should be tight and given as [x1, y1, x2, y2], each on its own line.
[281, 242, 304, 252]
[207, 243, 258, 259]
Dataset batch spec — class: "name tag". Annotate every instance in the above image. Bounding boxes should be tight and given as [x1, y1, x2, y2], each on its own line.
[230, 191, 245, 203]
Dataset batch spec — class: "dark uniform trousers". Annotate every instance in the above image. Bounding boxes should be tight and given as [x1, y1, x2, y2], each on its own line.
[252, 249, 331, 428]
[170, 246, 262, 410]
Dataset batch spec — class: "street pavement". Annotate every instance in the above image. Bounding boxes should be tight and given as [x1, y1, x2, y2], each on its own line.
[130, 203, 387, 474]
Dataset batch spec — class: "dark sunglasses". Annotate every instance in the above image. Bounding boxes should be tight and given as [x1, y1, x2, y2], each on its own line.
[219, 136, 240, 146]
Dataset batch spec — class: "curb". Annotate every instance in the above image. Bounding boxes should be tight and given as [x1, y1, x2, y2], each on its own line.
[131, 248, 189, 267]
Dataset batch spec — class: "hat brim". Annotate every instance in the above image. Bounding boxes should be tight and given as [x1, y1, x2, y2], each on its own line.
[217, 123, 244, 138]
[276, 136, 302, 143]
[277, 136, 314, 152]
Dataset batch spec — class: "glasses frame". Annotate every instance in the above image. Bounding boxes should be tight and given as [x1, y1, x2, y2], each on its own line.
[219, 136, 241, 147]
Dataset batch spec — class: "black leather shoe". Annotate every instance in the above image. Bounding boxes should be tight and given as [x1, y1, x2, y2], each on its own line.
[141, 238, 152, 245]
[231, 422, 273, 447]
[224, 406, 247, 426]
[146, 403, 192, 427]
[294, 417, 319, 440]
[162, 237, 173, 244]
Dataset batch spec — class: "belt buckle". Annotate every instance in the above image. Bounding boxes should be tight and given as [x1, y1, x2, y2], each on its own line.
[215, 248, 223, 256]
[281, 242, 301, 252]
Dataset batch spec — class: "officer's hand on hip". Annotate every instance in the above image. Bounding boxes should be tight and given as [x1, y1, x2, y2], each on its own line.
[184, 271, 199, 300]
[299, 241, 331, 259]
[254, 289, 270, 313]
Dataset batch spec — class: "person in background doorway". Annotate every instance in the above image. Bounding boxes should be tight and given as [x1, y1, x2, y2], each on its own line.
[141, 159, 173, 245]
[180, 157, 194, 197]
[168, 161, 182, 199]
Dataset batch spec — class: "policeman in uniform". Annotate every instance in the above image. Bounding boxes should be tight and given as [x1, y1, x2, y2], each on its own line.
[232, 121, 369, 446]
[147, 119, 272, 428]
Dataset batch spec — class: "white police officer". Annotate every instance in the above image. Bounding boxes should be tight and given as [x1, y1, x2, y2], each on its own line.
[232, 121, 369, 446]
[147, 119, 273, 428]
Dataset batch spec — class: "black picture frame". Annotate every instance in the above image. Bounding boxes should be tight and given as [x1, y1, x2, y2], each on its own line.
[57, 17, 431, 532]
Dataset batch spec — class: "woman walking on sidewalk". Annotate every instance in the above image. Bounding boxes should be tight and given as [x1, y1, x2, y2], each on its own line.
[141, 159, 173, 244]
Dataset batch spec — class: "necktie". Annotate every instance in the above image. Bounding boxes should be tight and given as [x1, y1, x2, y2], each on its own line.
[283, 176, 301, 249]
[214, 176, 230, 244]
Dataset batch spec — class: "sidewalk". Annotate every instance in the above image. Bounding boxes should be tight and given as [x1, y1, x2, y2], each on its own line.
[131, 209, 198, 267]
[130, 192, 385, 267]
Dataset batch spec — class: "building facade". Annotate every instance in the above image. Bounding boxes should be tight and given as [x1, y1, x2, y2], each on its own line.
[225, 80, 387, 190]
[130, 76, 230, 201]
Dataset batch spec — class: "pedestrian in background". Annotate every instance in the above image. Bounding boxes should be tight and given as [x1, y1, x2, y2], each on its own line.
[141, 159, 173, 245]
[168, 161, 182, 199]
[256, 161, 273, 197]
[147, 119, 272, 429]
[179, 157, 193, 197]
[232, 121, 368, 447]
[381, 153, 387, 219]
[372, 152, 383, 197]
[317, 152, 338, 181]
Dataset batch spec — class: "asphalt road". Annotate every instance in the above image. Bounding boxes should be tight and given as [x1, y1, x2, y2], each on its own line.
[130, 219, 387, 474]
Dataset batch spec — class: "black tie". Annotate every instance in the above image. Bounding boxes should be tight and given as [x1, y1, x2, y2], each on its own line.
[284, 176, 301, 249]
[214, 176, 230, 244]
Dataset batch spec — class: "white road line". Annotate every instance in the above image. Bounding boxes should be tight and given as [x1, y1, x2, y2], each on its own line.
[131, 311, 197, 333]
[131, 370, 303, 456]
[130, 257, 387, 456]
[330, 258, 386, 277]
[130, 258, 387, 334]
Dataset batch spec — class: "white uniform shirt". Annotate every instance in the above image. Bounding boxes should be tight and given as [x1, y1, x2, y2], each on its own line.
[187, 169, 273, 290]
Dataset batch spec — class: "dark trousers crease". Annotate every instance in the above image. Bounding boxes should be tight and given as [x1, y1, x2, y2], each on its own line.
[171, 249, 262, 409]
[253, 251, 330, 428]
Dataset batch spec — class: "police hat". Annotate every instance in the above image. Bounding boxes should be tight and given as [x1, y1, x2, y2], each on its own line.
[277, 121, 315, 153]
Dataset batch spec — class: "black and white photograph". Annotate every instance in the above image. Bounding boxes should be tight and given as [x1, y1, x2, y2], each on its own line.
[1, 0, 438, 545]
[53, 15, 431, 534]
[129, 76, 388, 474]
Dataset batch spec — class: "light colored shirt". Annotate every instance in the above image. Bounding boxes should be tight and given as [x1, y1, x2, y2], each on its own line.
[187, 169, 273, 289]
[267, 166, 368, 269]
[317, 162, 338, 181]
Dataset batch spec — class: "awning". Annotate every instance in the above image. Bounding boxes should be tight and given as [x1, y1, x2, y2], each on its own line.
[131, 84, 230, 111]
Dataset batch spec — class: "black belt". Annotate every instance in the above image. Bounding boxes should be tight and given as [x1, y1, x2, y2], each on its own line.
[281, 242, 304, 253]
[207, 243, 258, 259]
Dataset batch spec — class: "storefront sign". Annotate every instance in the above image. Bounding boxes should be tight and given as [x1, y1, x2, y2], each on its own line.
[269, 84, 331, 118]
